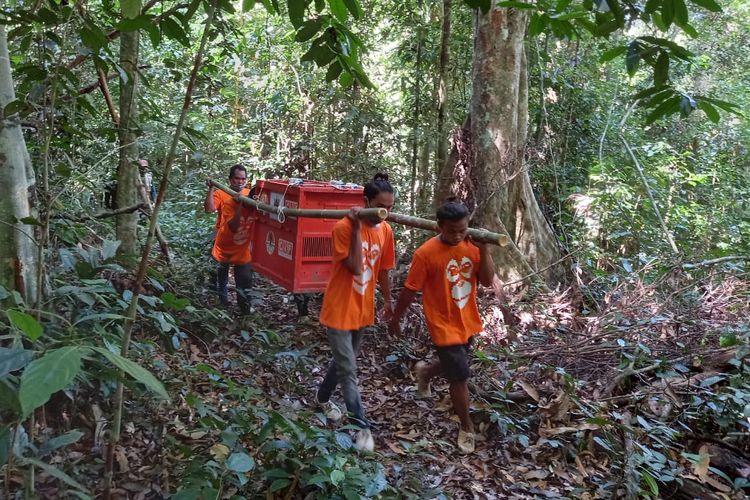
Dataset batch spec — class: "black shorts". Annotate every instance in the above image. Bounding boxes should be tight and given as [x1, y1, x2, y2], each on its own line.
[435, 339, 473, 382]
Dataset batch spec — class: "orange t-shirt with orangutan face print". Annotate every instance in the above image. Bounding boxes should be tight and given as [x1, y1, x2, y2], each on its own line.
[404, 237, 483, 346]
[211, 188, 254, 265]
[319, 217, 396, 331]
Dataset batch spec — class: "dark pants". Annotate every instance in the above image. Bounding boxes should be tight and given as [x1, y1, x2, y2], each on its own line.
[213, 261, 253, 314]
[317, 327, 370, 429]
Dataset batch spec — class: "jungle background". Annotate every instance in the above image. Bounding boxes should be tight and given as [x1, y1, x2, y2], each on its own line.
[1, 0, 749, 498]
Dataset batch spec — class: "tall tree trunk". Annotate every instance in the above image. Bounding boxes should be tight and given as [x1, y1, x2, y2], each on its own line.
[409, 0, 424, 215]
[432, 0, 452, 209]
[116, 12, 141, 256]
[0, 23, 39, 303]
[471, 3, 563, 286]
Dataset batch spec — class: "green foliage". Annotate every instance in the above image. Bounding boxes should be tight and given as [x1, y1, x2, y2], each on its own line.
[172, 367, 398, 498]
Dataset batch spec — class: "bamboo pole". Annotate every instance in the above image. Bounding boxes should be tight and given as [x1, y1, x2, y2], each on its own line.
[209, 180, 387, 220]
[386, 212, 509, 247]
[210, 181, 509, 247]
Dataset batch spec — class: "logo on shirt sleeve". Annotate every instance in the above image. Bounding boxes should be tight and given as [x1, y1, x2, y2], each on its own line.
[353, 242, 380, 295]
[446, 256, 473, 309]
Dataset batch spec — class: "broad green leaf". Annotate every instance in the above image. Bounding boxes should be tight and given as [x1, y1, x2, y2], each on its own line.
[91, 347, 168, 400]
[269, 478, 292, 492]
[0, 348, 32, 376]
[595, 19, 620, 36]
[287, 0, 306, 27]
[496, 1, 536, 8]
[116, 14, 153, 32]
[3, 99, 24, 117]
[342, 0, 362, 19]
[688, 0, 721, 12]
[464, 0, 491, 12]
[645, 0, 662, 13]
[22, 457, 90, 495]
[160, 18, 190, 46]
[121, 0, 142, 19]
[673, 0, 688, 26]
[626, 40, 641, 76]
[0, 379, 20, 415]
[242, 0, 256, 10]
[327, 0, 348, 23]
[7, 310, 43, 341]
[645, 94, 681, 124]
[325, 61, 343, 81]
[698, 100, 723, 123]
[19, 346, 83, 418]
[260, 0, 278, 13]
[339, 70, 353, 87]
[599, 45, 626, 63]
[661, 0, 675, 27]
[653, 51, 669, 86]
[296, 18, 325, 42]
[315, 0, 325, 12]
[528, 13, 548, 37]
[226, 452, 254, 472]
[697, 96, 742, 114]
[642, 470, 659, 496]
[40, 430, 84, 454]
[330, 469, 345, 486]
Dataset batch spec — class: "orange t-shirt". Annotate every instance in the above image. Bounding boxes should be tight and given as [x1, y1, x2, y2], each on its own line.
[211, 189, 254, 265]
[404, 237, 483, 346]
[319, 218, 396, 331]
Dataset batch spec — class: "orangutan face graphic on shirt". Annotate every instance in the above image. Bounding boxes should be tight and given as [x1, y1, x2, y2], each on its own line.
[353, 241, 381, 295]
[445, 256, 473, 309]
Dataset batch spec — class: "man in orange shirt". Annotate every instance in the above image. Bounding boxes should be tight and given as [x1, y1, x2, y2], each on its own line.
[204, 164, 255, 314]
[388, 199, 496, 454]
[315, 173, 396, 452]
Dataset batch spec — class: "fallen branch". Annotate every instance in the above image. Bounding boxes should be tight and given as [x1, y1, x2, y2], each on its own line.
[682, 255, 750, 270]
[93, 203, 145, 219]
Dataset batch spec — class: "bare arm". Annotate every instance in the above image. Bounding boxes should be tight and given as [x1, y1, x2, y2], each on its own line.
[378, 269, 392, 319]
[342, 208, 363, 275]
[476, 242, 496, 287]
[204, 179, 216, 213]
[388, 288, 418, 335]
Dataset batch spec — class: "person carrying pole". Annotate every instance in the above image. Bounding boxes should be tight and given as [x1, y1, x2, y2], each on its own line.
[314, 173, 396, 452]
[204, 164, 255, 314]
[388, 199, 496, 454]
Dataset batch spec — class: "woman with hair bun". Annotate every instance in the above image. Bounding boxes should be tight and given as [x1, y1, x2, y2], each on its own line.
[314, 173, 396, 452]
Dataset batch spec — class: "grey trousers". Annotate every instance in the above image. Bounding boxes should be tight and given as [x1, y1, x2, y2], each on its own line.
[317, 327, 370, 429]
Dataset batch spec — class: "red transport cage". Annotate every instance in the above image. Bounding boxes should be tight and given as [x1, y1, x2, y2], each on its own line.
[250, 179, 365, 293]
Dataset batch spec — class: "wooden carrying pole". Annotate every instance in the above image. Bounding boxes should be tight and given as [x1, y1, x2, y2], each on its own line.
[209, 180, 509, 246]
[210, 180, 387, 220]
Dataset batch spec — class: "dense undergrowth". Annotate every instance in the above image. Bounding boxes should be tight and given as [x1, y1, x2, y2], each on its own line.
[1, 222, 748, 498]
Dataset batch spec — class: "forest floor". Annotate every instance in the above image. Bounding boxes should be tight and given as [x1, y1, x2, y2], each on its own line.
[21, 267, 750, 499]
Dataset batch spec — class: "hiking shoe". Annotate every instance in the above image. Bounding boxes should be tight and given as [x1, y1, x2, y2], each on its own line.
[457, 430, 475, 454]
[354, 429, 374, 452]
[315, 391, 343, 423]
[414, 361, 432, 399]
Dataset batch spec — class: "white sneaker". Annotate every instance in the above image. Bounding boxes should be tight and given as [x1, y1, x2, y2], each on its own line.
[354, 429, 374, 452]
[315, 391, 343, 423]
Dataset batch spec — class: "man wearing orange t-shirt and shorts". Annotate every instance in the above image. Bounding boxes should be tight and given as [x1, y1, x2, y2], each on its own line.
[389, 199, 496, 454]
[204, 164, 255, 314]
[315, 173, 396, 452]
